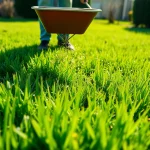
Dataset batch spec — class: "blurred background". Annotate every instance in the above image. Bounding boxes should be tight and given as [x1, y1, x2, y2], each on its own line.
[0, 0, 150, 28]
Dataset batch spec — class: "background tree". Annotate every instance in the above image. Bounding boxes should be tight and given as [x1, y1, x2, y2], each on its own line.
[0, 0, 15, 18]
[14, 0, 37, 18]
[133, 0, 150, 28]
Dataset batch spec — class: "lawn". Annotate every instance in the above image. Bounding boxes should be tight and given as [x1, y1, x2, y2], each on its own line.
[0, 18, 150, 150]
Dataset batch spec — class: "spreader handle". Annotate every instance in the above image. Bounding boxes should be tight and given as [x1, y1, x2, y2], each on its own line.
[84, 0, 92, 9]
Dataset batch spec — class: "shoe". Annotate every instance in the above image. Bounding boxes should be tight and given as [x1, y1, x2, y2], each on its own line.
[38, 40, 49, 50]
[58, 40, 75, 50]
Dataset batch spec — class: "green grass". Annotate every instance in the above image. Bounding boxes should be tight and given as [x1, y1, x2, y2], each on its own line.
[0, 18, 150, 150]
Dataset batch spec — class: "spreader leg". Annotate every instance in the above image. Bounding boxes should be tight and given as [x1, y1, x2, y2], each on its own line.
[57, 34, 76, 45]
[68, 34, 76, 41]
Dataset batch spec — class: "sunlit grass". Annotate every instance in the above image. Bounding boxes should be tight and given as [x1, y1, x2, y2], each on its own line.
[0, 18, 150, 150]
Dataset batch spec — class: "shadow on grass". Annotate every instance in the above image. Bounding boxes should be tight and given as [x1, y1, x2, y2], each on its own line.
[0, 17, 38, 22]
[0, 44, 66, 87]
[124, 26, 150, 34]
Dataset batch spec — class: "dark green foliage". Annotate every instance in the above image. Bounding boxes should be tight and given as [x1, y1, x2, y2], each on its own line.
[14, 0, 37, 18]
[14, 0, 92, 18]
[73, 0, 91, 8]
[133, 0, 150, 27]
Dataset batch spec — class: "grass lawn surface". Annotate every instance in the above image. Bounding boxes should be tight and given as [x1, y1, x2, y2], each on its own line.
[0, 18, 150, 150]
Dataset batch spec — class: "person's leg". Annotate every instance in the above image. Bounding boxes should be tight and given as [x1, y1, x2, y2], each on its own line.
[38, 0, 53, 49]
[57, 0, 72, 41]
[57, 0, 74, 50]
